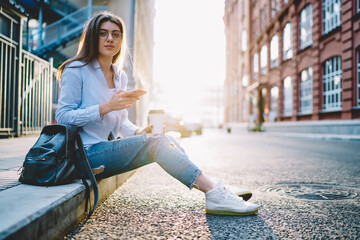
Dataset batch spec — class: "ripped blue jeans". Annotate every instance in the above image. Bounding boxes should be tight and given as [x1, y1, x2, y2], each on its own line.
[81, 134, 202, 189]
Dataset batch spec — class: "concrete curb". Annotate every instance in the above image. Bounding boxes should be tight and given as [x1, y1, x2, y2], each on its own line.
[224, 121, 360, 141]
[0, 171, 135, 240]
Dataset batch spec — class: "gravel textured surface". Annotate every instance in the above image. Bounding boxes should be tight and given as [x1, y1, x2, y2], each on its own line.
[66, 129, 360, 239]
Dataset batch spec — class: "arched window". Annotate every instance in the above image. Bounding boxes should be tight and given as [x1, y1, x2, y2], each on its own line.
[300, 4, 313, 49]
[270, 35, 279, 68]
[252, 53, 259, 80]
[241, 30, 247, 51]
[269, 85, 279, 122]
[300, 68, 313, 114]
[260, 45, 268, 74]
[323, 56, 342, 110]
[283, 22, 293, 60]
[283, 76, 293, 116]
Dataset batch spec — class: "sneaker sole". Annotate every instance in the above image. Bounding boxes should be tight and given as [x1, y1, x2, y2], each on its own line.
[205, 208, 258, 216]
[237, 192, 252, 201]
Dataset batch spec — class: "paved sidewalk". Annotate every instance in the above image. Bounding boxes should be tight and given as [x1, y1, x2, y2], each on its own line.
[0, 135, 39, 191]
[0, 134, 134, 240]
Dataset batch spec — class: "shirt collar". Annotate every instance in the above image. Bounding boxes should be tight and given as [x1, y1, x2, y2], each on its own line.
[91, 59, 101, 69]
[91, 58, 120, 76]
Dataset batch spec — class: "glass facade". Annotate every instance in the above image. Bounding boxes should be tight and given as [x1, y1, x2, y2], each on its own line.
[323, 56, 342, 111]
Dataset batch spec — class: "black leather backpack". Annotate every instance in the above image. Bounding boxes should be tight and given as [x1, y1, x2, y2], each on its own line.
[18, 124, 99, 217]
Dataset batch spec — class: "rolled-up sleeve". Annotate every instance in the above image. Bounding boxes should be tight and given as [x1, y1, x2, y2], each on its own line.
[55, 66, 101, 126]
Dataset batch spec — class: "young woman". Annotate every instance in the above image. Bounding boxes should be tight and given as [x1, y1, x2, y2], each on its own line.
[56, 11, 259, 216]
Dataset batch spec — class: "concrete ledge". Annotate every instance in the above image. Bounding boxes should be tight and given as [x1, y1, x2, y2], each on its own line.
[0, 171, 135, 240]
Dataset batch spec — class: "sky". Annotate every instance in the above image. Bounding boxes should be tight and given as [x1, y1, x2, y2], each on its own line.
[153, 0, 225, 116]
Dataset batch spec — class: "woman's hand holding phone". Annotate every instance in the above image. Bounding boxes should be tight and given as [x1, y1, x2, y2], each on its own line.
[100, 89, 147, 116]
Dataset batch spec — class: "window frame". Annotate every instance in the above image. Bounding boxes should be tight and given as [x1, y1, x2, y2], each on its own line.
[322, 0, 341, 35]
[252, 53, 259, 80]
[241, 29, 247, 52]
[300, 67, 313, 114]
[283, 22, 293, 61]
[260, 45, 268, 74]
[299, 4, 313, 50]
[322, 56, 342, 111]
[283, 76, 293, 116]
[270, 35, 279, 68]
[358, 49, 360, 106]
[269, 85, 279, 122]
[271, 0, 280, 19]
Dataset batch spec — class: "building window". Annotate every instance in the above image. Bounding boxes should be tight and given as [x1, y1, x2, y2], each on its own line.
[358, 50, 360, 106]
[260, 45, 267, 74]
[241, 30, 247, 51]
[300, 68, 313, 114]
[261, 5, 268, 31]
[300, 4, 313, 50]
[242, 74, 249, 87]
[284, 0, 288, 4]
[358, 0, 360, 13]
[252, 53, 259, 80]
[283, 22, 293, 60]
[252, 17, 259, 40]
[283, 76, 293, 116]
[270, 35, 279, 68]
[269, 85, 279, 122]
[323, 56, 342, 111]
[271, 0, 280, 19]
[322, 0, 341, 35]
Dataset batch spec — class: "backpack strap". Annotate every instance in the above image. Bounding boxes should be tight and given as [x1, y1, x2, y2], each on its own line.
[75, 133, 99, 217]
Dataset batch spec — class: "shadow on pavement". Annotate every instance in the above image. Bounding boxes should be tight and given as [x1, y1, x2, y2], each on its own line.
[206, 214, 281, 239]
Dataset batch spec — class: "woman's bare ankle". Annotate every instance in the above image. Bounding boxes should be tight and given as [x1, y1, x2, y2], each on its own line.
[194, 173, 216, 193]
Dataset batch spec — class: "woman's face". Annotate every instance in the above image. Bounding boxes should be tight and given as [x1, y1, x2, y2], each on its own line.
[98, 21, 122, 60]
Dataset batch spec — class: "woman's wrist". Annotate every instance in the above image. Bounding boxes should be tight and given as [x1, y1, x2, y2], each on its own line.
[99, 102, 111, 118]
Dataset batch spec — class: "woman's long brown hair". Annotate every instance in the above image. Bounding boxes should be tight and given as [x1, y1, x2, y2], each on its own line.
[57, 11, 128, 80]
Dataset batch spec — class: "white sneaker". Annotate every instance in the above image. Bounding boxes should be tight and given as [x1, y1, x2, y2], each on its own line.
[225, 185, 252, 201]
[205, 181, 259, 216]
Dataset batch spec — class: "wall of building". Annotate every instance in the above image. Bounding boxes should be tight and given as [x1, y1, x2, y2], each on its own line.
[224, 0, 360, 126]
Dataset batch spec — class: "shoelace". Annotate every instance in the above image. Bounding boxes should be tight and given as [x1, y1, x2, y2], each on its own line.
[218, 186, 245, 203]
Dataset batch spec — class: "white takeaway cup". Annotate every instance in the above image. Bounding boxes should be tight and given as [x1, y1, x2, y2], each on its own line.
[148, 110, 165, 135]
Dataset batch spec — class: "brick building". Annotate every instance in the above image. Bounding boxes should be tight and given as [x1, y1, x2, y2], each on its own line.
[224, 0, 360, 130]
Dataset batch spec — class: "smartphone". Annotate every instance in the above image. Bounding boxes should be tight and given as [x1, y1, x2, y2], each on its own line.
[122, 89, 147, 97]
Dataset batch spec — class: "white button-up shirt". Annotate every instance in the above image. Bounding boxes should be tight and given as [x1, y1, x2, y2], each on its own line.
[56, 59, 138, 147]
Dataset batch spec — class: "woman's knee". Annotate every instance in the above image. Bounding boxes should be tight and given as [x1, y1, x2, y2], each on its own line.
[148, 134, 176, 161]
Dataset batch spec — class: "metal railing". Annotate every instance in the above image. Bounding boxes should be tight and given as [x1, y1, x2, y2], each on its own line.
[0, 34, 59, 136]
[30, 5, 108, 55]
[0, 34, 18, 135]
[19, 50, 56, 135]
